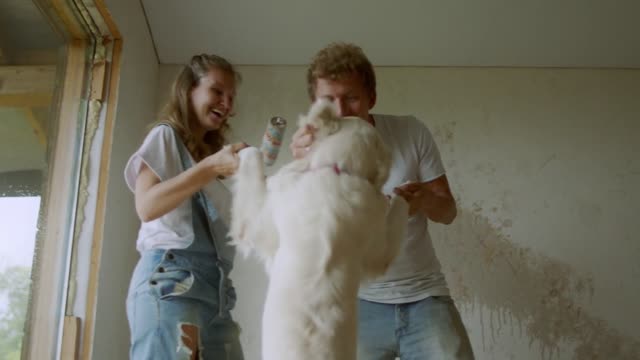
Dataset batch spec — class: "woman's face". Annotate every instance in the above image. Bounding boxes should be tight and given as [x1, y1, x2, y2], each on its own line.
[190, 67, 236, 133]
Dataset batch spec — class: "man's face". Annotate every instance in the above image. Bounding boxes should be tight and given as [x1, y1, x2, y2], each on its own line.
[313, 73, 376, 123]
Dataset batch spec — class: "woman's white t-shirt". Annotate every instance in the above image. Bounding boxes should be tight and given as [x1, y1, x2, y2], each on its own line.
[124, 126, 232, 252]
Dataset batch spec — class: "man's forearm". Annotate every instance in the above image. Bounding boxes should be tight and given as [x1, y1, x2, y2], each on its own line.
[420, 193, 457, 224]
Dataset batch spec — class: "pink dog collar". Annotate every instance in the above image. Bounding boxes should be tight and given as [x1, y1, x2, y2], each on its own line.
[307, 163, 348, 175]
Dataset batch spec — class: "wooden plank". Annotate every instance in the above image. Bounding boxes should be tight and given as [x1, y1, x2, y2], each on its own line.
[0, 93, 52, 107]
[90, 60, 106, 100]
[10, 49, 59, 65]
[61, 316, 82, 360]
[50, 0, 89, 39]
[24, 39, 88, 360]
[22, 108, 47, 146]
[81, 38, 122, 360]
[92, 0, 122, 39]
[0, 65, 56, 94]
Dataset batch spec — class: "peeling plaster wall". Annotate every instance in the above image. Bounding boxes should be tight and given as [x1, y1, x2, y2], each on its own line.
[156, 65, 640, 359]
[92, 1, 158, 359]
[394, 68, 640, 360]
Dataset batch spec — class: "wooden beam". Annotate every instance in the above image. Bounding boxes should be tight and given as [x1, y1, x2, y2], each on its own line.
[0, 65, 56, 94]
[49, 0, 88, 39]
[10, 49, 59, 65]
[0, 93, 52, 107]
[24, 38, 88, 360]
[94, 0, 122, 39]
[61, 316, 82, 360]
[81, 38, 123, 360]
[22, 107, 47, 146]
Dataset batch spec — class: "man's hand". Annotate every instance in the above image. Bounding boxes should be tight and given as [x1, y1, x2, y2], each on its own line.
[289, 124, 316, 159]
[393, 182, 429, 216]
[393, 176, 457, 224]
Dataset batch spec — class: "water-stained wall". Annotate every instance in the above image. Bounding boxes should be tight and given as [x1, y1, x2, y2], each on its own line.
[377, 67, 640, 359]
[157, 65, 640, 360]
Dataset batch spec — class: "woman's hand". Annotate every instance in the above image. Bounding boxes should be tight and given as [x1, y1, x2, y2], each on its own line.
[135, 142, 248, 222]
[289, 124, 316, 159]
[200, 142, 248, 177]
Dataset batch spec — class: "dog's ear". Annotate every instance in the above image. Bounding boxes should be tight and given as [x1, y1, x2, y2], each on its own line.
[307, 98, 336, 120]
[298, 99, 341, 135]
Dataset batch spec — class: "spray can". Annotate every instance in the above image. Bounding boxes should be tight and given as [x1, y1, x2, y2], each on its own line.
[260, 116, 287, 166]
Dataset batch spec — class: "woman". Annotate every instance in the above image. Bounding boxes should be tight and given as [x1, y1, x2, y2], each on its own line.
[125, 54, 247, 359]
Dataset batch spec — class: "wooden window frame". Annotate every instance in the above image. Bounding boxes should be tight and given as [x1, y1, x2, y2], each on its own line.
[20, 1, 122, 359]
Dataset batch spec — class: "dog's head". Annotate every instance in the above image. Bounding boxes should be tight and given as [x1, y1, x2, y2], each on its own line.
[297, 98, 342, 138]
[299, 99, 391, 189]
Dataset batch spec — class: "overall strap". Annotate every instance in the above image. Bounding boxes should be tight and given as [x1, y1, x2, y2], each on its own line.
[159, 124, 229, 261]
[160, 124, 236, 315]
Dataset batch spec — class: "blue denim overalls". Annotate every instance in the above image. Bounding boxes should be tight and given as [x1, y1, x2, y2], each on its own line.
[126, 126, 244, 359]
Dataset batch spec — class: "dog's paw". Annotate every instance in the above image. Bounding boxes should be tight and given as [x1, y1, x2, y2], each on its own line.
[237, 147, 264, 175]
[238, 146, 261, 163]
[388, 194, 408, 212]
[229, 238, 253, 258]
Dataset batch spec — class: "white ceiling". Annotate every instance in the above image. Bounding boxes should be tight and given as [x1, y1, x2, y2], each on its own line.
[141, 0, 640, 68]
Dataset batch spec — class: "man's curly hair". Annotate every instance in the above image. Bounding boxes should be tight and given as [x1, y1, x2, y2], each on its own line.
[307, 42, 376, 100]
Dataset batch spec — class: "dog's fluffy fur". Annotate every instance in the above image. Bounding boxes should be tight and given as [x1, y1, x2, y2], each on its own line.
[230, 100, 408, 360]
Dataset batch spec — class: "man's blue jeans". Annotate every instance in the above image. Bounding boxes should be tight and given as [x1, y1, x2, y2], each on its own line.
[358, 296, 474, 359]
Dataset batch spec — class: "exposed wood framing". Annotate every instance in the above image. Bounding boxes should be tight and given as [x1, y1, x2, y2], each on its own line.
[22, 107, 47, 146]
[61, 316, 82, 359]
[0, 65, 55, 109]
[81, 38, 122, 360]
[20, 0, 123, 358]
[25, 38, 88, 360]
[0, 93, 52, 107]
[0, 65, 56, 94]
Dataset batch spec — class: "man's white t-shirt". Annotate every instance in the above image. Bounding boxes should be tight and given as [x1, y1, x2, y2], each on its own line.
[124, 126, 232, 252]
[358, 114, 451, 303]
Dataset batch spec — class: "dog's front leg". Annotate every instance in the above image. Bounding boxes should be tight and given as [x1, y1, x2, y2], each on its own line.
[385, 195, 409, 257]
[229, 147, 269, 255]
[363, 195, 409, 278]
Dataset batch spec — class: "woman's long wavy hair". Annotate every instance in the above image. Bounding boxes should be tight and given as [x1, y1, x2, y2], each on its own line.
[153, 54, 241, 161]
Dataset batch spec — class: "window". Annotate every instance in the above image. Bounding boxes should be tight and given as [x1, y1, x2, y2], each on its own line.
[0, 1, 120, 358]
[0, 2, 64, 358]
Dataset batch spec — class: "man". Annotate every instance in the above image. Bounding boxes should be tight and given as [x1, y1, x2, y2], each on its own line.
[290, 42, 474, 359]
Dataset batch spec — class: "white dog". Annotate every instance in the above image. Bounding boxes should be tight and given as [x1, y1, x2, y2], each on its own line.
[230, 99, 408, 360]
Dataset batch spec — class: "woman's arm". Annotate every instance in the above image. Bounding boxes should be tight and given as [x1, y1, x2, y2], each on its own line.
[134, 143, 246, 222]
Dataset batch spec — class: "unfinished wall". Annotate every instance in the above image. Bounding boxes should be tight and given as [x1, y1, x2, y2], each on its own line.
[156, 64, 640, 359]
[375, 68, 640, 360]
[92, 1, 158, 359]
